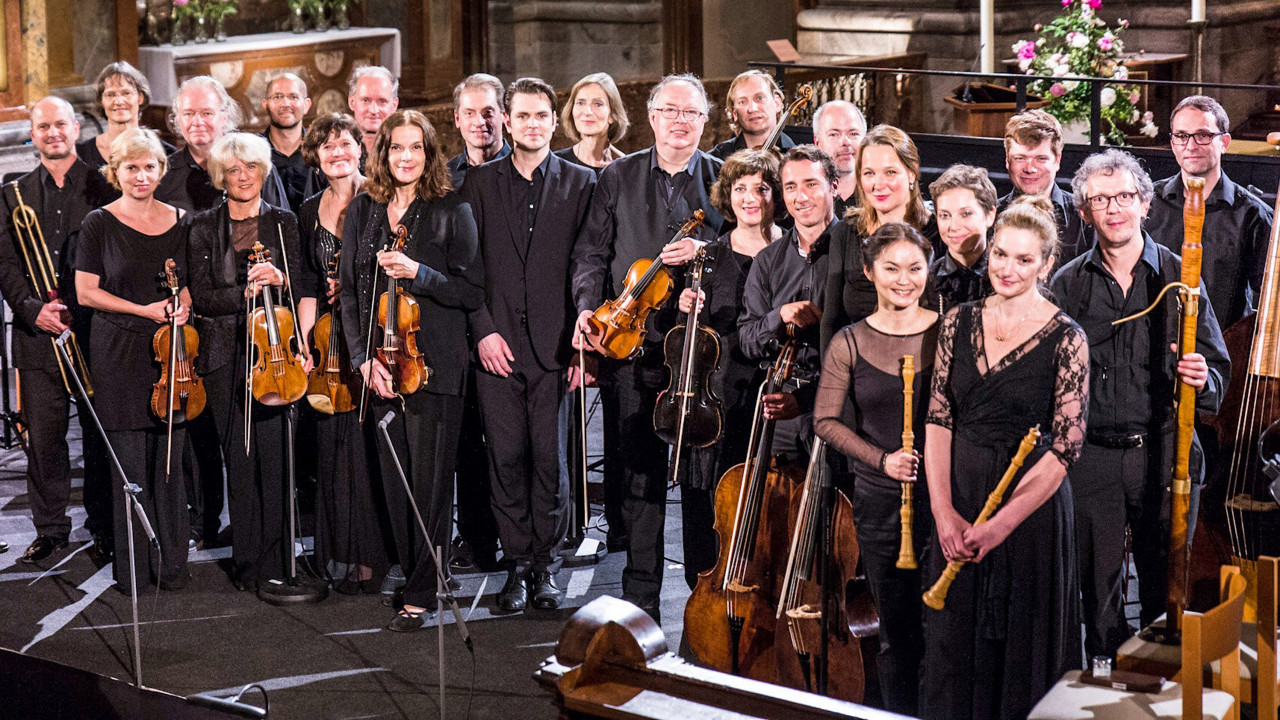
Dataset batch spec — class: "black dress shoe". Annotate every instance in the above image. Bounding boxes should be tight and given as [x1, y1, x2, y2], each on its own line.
[497, 569, 528, 612]
[387, 608, 430, 633]
[333, 578, 361, 596]
[87, 533, 114, 568]
[0, 540, 8, 553]
[159, 573, 189, 591]
[449, 540, 499, 574]
[19, 535, 68, 565]
[530, 571, 563, 610]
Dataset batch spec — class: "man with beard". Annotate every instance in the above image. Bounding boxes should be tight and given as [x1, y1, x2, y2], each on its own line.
[347, 65, 399, 168]
[261, 72, 325, 213]
[447, 73, 512, 189]
[812, 100, 866, 219]
[710, 70, 795, 161]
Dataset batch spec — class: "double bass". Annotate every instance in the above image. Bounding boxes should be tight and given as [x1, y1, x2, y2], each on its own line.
[150, 258, 204, 482]
[683, 337, 802, 680]
[307, 250, 360, 415]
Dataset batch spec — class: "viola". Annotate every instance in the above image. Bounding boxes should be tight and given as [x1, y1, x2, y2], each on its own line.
[375, 225, 431, 395]
[151, 258, 205, 481]
[586, 210, 705, 360]
[307, 249, 359, 415]
[654, 245, 723, 479]
[683, 338, 803, 681]
[248, 241, 307, 406]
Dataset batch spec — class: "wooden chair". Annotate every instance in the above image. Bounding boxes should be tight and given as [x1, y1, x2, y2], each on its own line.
[1029, 565, 1247, 720]
[1257, 556, 1278, 720]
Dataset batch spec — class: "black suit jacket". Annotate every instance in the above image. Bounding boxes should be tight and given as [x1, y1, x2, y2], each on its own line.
[462, 152, 597, 371]
[186, 200, 312, 374]
[0, 161, 114, 368]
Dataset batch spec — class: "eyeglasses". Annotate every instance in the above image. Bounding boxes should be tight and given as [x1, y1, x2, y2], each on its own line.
[1086, 191, 1139, 211]
[655, 107, 706, 122]
[1170, 131, 1225, 146]
[267, 93, 304, 103]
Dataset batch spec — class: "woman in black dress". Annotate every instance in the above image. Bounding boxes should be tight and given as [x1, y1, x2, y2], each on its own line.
[920, 196, 1087, 719]
[814, 221, 937, 715]
[554, 73, 629, 172]
[76, 62, 173, 171]
[927, 164, 997, 314]
[339, 109, 485, 632]
[187, 132, 314, 591]
[675, 149, 781, 589]
[75, 128, 191, 591]
[821, 124, 939, 352]
[296, 113, 386, 594]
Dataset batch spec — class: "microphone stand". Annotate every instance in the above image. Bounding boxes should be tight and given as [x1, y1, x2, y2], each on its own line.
[54, 330, 157, 690]
[258, 404, 328, 605]
[377, 410, 473, 720]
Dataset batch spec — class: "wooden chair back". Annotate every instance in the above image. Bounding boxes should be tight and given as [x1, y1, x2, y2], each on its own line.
[1258, 556, 1278, 720]
[1182, 565, 1247, 720]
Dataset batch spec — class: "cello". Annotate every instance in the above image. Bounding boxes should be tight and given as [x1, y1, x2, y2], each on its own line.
[307, 250, 360, 415]
[150, 258, 204, 482]
[585, 210, 705, 360]
[683, 336, 803, 680]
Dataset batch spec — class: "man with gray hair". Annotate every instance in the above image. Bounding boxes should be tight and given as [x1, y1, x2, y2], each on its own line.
[347, 65, 399, 162]
[261, 72, 324, 213]
[572, 73, 724, 620]
[812, 100, 866, 218]
[157, 75, 287, 212]
[1051, 148, 1230, 659]
[446, 73, 511, 189]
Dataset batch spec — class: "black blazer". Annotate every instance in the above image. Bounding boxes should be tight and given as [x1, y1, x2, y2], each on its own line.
[462, 153, 596, 371]
[339, 192, 485, 397]
[186, 200, 312, 374]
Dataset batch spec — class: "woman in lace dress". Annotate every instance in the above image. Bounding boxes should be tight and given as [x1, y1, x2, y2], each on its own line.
[814, 222, 937, 716]
[920, 196, 1088, 720]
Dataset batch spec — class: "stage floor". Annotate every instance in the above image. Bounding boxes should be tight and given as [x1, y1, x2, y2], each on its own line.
[0, 400, 697, 720]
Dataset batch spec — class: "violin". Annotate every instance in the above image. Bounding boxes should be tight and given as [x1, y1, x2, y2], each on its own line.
[307, 250, 359, 415]
[248, 241, 307, 406]
[774, 439, 875, 702]
[151, 258, 205, 481]
[683, 338, 804, 681]
[375, 225, 430, 395]
[757, 84, 813, 153]
[586, 210, 705, 360]
[654, 245, 723, 480]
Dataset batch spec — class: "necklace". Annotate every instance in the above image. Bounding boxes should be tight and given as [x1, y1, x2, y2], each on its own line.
[992, 296, 1041, 342]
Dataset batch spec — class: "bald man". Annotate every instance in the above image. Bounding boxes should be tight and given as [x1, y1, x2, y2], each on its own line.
[0, 97, 116, 566]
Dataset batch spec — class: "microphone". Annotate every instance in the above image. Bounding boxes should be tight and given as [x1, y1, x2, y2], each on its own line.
[379, 411, 395, 430]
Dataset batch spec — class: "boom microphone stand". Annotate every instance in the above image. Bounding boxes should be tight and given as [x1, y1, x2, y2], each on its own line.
[377, 410, 473, 720]
[258, 404, 328, 605]
[54, 330, 157, 689]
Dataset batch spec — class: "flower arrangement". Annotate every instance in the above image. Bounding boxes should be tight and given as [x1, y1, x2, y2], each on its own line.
[1012, 0, 1155, 144]
[204, 0, 237, 23]
[171, 0, 201, 21]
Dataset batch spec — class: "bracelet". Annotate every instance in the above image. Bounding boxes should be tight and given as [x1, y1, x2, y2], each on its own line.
[879, 452, 888, 473]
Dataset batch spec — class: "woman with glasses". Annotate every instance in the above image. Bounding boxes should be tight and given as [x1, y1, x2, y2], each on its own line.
[78, 62, 174, 171]
[556, 73, 630, 172]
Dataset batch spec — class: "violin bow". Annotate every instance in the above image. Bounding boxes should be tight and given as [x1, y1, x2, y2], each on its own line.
[358, 230, 392, 423]
[276, 222, 308, 361]
[164, 264, 180, 484]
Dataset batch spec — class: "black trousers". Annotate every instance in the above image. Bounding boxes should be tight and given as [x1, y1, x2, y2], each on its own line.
[455, 366, 499, 557]
[19, 364, 112, 539]
[376, 391, 462, 610]
[1071, 433, 1202, 658]
[475, 333, 568, 574]
[185, 366, 228, 544]
[599, 357, 670, 607]
[107, 427, 190, 587]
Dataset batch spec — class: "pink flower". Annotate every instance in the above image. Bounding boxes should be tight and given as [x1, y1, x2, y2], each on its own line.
[1062, 0, 1071, 6]
[1050, 83, 1067, 97]
[1015, 41, 1037, 60]
[1034, 23, 1043, 31]
[1098, 37, 1114, 50]
[173, 0, 188, 5]
[1129, 90, 1141, 104]
[1086, 0, 1102, 8]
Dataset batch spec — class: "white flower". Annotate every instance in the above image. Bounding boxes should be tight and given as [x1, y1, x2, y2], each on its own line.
[1131, 109, 1140, 123]
[1068, 32, 1089, 49]
[1140, 111, 1159, 138]
[1100, 87, 1117, 107]
[1019, 58, 1033, 71]
[1062, 79, 1080, 91]
[1037, 38, 1046, 47]
[1055, 64, 1071, 77]
[1113, 65, 1129, 80]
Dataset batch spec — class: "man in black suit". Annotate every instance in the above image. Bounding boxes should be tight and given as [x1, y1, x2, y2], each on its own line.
[463, 78, 597, 612]
[0, 96, 114, 565]
[574, 74, 724, 619]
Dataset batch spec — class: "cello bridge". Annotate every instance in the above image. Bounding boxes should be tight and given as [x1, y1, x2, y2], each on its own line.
[725, 580, 759, 594]
[786, 605, 822, 621]
[1226, 493, 1280, 513]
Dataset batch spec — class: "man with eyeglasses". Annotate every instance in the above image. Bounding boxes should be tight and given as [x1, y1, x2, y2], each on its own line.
[1051, 149, 1229, 659]
[710, 70, 795, 161]
[573, 73, 724, 621]
[1147, 95, 1271, 327]
[261, 72, 325, 214]
[812, 100, 866, 219]
[997, 110, 1091, 266]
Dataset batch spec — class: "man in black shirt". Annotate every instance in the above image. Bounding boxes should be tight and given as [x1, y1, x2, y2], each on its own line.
[573, 74, 724, 619]
[1052, 149, 1230, 658]
[1146, 95, 1271, 329]
[261, 72, 325, 213]
[998, 110, 1091, 266]
[0, 97, 115, 566]
[463, 77, 597, 612]
[710, 70, 795, 161]
[447, 73, 512, 189]
[347, 65, 399, 167]
[812, 100, 865, 220]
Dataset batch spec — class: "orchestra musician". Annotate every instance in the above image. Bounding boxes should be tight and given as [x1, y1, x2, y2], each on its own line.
[710, 70, 796, 161]
[262, 72, 326, 214]
[462, 77, 597, 612]
[76, 61, 174, 172]
[447, 73, 512, 188]
[347, 66, 400, 168]
[921, 196, 1088, 720]
[811, 100, 866, 220]
[573, 73, 725, 620]
[296, 112, 386, 595]
[997, 110, 1091, 266]
[187, 132, 314, 591]
[338, 109, 485, 631]
[75, 128, 192, 592]
[1051, 149, 1230, 658]
[814, 221, 937, 716]
[555, 73, 630, 172]
[1146, 95, 1271, 328]
[675, 148, 782, 589]
[928, 165, 998, 314]
[0, 96, 116, 567]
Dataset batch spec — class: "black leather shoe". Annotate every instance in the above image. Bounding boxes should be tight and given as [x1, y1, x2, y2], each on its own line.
[333, 578, 361, 596]
[0, 540, 8, 553]
[87, 533, 114, 568]
[387, 608, 430, 633]
[19, 535, 68, 565]
[449, 540, 500, 574]
[497, 569, 528, 612]
[530, 571, 563, 610]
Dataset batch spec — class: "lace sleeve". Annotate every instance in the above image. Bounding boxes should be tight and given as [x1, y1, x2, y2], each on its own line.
[814, 328, 889, 468]
[926, 306, 960, 430]
[1049, 320, 1090, 467]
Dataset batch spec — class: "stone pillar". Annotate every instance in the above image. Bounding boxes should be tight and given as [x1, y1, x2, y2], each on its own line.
[487, 0, 662, 88]
[701, 0, 794, 81]
[21, 0, 48, 104]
